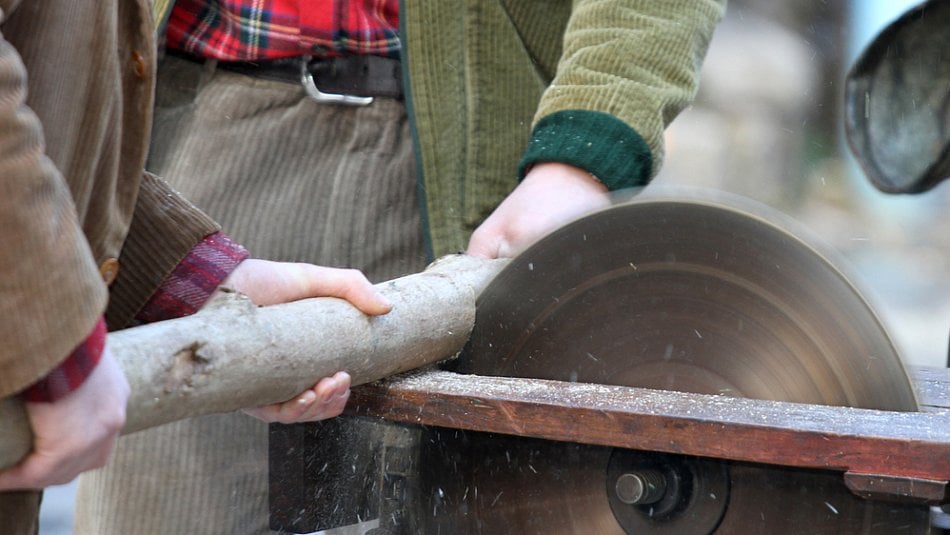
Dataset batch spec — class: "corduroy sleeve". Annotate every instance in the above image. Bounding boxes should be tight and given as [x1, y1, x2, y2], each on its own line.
[105, 172, 223, 329]
[0, 33, 108, 398]
[524, 0, 726, 189]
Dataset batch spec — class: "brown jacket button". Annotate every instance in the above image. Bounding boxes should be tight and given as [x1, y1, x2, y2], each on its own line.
[99, 258, 120, 286]
[131, 50, 147, 79]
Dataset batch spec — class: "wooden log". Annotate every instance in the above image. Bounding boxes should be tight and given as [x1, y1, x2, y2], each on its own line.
[347, 367, 950, 503]
[0, 255, 508, 470]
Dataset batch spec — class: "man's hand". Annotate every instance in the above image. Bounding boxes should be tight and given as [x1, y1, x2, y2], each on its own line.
[467, 162, 611, 259]
[0, 347, 129, 490]
[221, 260, 391, 423]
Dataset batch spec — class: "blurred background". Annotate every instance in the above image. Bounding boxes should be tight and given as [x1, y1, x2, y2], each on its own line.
[39, 1, 948, 532]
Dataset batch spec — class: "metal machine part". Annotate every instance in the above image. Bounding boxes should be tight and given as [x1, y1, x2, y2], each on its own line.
[844, 0, 950, 194]
[415, 430, 930, 534]
[413, 195, 927, 533]
[604, 450, 728, 533]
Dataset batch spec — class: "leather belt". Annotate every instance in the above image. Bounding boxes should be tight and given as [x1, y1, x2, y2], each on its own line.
[172, 51, 403, 106]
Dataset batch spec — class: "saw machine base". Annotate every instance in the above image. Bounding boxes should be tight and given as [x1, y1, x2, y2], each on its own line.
[267, 365, 949, 533]
[346, 366, 950, 504]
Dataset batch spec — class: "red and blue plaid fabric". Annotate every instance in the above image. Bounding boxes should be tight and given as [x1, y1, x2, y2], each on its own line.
[166, 0, 401, 60]
[20, 318, 107, 403]
[132, 232, 249, 325]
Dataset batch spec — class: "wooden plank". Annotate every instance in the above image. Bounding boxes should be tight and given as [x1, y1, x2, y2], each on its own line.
[911, 365, 950, 412]
[844, 472, 948, 503]
[347, 368, 950, 501]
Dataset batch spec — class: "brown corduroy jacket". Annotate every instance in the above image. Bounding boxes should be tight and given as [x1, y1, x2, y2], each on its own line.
[0, 0, 219, 398]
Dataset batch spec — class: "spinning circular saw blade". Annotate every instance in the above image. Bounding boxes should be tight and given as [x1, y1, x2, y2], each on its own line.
[415, 192, 924, 533]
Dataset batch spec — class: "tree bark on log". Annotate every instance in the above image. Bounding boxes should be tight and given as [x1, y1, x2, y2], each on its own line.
[0, 255, 507, 470]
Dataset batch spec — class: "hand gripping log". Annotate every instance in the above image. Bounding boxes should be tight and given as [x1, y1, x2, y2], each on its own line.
[0, 255, 507, 470]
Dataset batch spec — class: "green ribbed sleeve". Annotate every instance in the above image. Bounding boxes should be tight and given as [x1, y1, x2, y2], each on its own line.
[533, 0, 726, 188]
[519, 110, 652, 190]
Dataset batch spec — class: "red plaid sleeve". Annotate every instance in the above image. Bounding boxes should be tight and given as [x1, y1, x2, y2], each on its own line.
[134, 232, 249, 324]
[20, 317, 107, 403]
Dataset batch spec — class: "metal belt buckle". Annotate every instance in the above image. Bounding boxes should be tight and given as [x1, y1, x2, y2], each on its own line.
[300, 55, 373, 106]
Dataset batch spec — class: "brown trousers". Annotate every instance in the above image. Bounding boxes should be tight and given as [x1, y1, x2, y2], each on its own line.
[74, 55, 425, 534]
[0, 491, 39, 535]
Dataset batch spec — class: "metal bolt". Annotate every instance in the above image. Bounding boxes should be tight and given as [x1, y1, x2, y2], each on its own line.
[614, 470, 667, 505]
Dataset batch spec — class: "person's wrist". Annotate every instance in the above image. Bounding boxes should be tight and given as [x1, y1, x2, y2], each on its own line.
[134, 232, 249, 324]
[523, 162, 608, 193]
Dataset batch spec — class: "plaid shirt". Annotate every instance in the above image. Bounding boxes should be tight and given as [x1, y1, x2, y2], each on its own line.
[166, 0, 401, 60]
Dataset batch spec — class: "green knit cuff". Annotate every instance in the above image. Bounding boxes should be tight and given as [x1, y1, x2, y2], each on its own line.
[518, 110, 652, 191]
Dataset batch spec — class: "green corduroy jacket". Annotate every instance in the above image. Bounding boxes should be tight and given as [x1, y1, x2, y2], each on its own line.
[401, 0, 726, 258]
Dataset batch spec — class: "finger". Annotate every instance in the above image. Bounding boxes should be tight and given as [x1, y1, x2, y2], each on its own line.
[243, 402, 291, 423]
[249, 388, 348, 424]
[244, 372, 352, 423]
[311, 389, 350, 420]
[465, 237, 496, 259]
[225, 260, 389, 314]
[339, 283, 392, 317]
[466, 226, 503, 259]
[466, 206, 512, 259]
[285, 373, 351, 422]
[283, 263, 392, 316]
[300, 388, 350, 421]
[0, 441, 112, 491]
[297, 266, 392, 316]
[494, 238, 521, 259]
[315, 372, 351, 398]
[276, 390, 320, 422]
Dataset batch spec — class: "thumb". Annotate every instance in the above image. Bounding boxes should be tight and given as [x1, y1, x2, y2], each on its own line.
[466, 226, 503, 260]
[295, 264, 393, 316]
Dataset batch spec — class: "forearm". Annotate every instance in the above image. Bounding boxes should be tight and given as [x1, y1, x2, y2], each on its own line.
[530, 0, 726, 186]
